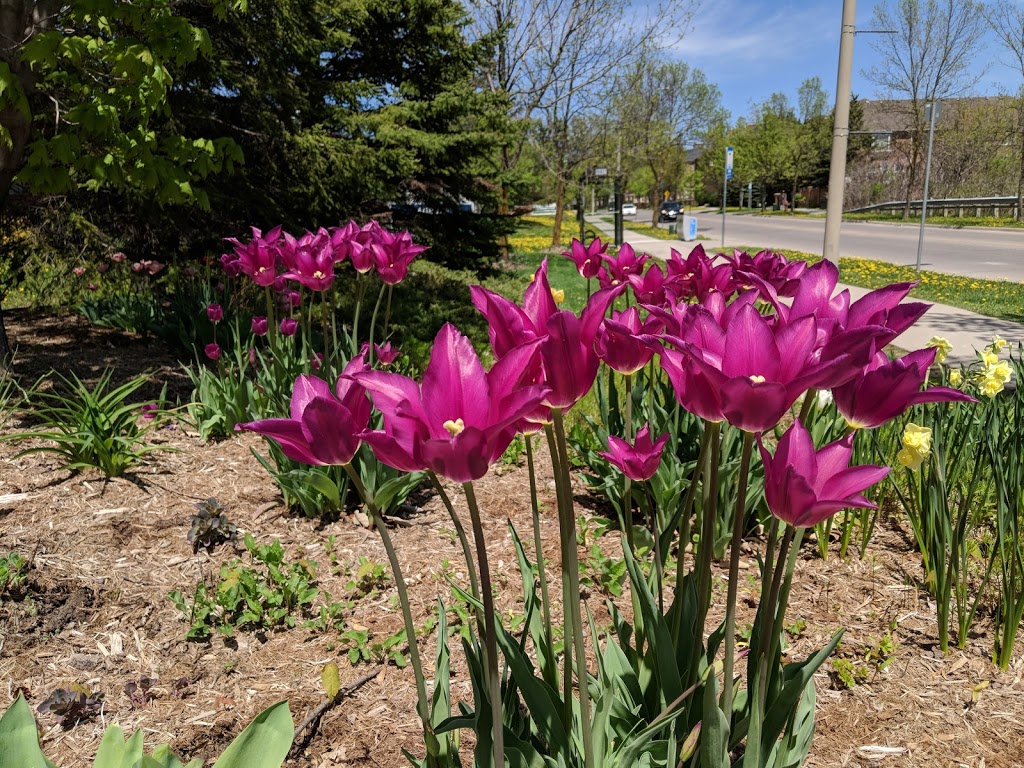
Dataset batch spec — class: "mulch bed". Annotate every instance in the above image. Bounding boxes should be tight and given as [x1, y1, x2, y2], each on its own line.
[1, 308, 1022, 767]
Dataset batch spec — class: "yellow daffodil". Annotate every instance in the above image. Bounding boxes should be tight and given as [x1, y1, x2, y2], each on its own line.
[896, 422, 932, 472]
[991, 335, 1008, 351]
[981, 350, 999, 367]
[550, 288, 565, 304]
[948, 370, 963, 387]
[926, 336, 953, 363]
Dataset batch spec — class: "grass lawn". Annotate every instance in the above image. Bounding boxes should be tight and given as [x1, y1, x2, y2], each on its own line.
[843, 212, 1024, 228]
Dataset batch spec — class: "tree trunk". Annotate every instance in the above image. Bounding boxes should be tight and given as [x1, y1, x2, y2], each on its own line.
[551, 175, 566, 248]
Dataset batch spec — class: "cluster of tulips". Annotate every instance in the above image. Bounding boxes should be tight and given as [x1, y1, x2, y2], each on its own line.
[238, 235, 972, 768]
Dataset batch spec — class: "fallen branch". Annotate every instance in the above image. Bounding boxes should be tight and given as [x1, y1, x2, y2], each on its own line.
[290, 668, 381, 755]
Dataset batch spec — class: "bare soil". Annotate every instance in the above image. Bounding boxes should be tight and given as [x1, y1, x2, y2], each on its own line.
[1, 309, 1022, 768]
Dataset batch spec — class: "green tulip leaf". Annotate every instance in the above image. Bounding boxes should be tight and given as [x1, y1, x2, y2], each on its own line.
[211, 701, 293, 768]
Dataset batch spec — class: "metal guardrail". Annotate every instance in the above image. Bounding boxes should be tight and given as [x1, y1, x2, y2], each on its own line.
[848, 196, 1021, 216]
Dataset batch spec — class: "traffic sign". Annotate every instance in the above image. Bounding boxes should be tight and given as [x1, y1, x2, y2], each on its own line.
[725, 146, 734, 181]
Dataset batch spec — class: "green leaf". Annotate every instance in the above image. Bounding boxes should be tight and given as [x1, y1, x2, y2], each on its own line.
[93, 724, 144, 768]
[0, 695, 53, 768]
[700, 670, 730, 768]
[211, 701, 293, 768]
[372, 471, 425, 513]
[141, 744, 187, 768]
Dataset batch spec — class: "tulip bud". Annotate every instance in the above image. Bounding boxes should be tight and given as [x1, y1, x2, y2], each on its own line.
[205, 343, 222, 361]
[280, 318, 298, 337]
[206, 303, 224, 323]
[251, 316, 268, 337]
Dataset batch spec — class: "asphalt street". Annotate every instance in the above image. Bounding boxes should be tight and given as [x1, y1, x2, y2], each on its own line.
[610, 208, 1024, 283]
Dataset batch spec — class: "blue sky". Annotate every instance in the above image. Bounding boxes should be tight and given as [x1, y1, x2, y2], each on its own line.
[672, 0, 1019, 122]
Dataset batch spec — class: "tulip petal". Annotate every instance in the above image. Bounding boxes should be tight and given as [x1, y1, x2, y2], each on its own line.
[419, 426, 492, 482]
[722, 304, 779, 379]
[421, 324, 490, 429]
[237, 418, 320, 465]
[300, 397, 359, 465]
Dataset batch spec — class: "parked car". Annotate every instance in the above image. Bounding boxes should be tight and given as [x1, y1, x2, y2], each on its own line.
[621, 202, 637, 216]
[659, 201, 682, 221]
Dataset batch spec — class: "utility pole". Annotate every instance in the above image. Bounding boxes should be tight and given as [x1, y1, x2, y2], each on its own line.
[915, 101, 939, 271]
[722, 145, 733, 249]
[822, 0, 857, 261]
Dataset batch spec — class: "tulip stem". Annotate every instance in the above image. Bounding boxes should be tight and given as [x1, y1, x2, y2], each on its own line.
[764, 526, 805, 690]
[694, 421, 721, 639]
[342, 464, 430, 736]
[721, 431, 755, 722]
[352, 274, 366, 355]
[525, 435, 555, 678]
[428, 472, 481, 602]
[462, 481, 505, 768]
[544, 424, 574, 726]
[623, 372, 634, 551]
[552, 409, 594, 768]
[320, 292, 333, 381]
[645, 483, 664, 613]
[672, 421, 713, 643]
[383, 283, 394, 340]
[367, 282, 387, 366]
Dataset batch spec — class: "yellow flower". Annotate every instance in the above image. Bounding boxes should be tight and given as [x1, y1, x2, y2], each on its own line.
[981, 350, 999, 367]
[897, 423, 932, 471]
[991, 335, 1008, 351]
[980, 376, 1004, 398]
[550, 288, 565, 304]
[948, 370, 963, 387]
[926, 336, 953, 363]
[992, 360, 1012, 383]
[897, 447, 926, 471]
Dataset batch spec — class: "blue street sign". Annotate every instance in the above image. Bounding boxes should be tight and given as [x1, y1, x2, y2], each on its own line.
[725, 146, 734, 181]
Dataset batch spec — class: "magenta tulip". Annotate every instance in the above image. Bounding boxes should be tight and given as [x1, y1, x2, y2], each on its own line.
[355, 325, 549, 482]
[280, 229, 336, 291]
[833, 347, 976, 429]
[599, 424, 669, 482]
[370, 228, 428, 285]
[204, 343, 221, 361]
[759, 420, 889, 528]
[361, 341, 400, 365]
[279, 318, 298, 337]
[206, 303, 224, 323]
[562, 237, 607, 279]
[237, 355, 372, 466]
[627, 261, 668, 306]
[251, 316, 268, 337]
[667, 301, 860, 433]
[224, 226, 282, 286]
[595, 307, 661, 375]
[471, 260, 622, 410]
[597, 242, 647, 288]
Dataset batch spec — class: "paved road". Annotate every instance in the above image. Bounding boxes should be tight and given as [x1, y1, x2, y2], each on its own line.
[609, 208, 1024, 283]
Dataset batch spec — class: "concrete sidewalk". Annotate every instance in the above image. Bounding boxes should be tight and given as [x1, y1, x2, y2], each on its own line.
[587, 217, 1024, 366]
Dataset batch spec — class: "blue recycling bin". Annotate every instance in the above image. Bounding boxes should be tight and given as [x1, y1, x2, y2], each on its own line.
[682, 216, 698, 242]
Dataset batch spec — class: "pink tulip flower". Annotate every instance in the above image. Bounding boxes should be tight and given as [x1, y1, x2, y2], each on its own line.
[206, 303, 224, 323]
[251, 316, 268, 337]
[280, 229, 336, 291]
[759, 420, 889, 528]
[598, 424, 669, 482]
[224, 226, 282, 286]
[279, 318, 298, 337]
[370, 229, 428, 285]
[204, 343, 222, 361]
[833, 347, 976, 429]
[354, 325, 549, 482]
[668, 301, 862, 433]
[597, 242, 647, 288]
[562, 237, 607, 279]
[595, 307, 662, 375]
[361, 341, 401, 365]
[237, 355, 372, 466]
[627, 261, 668, 306]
